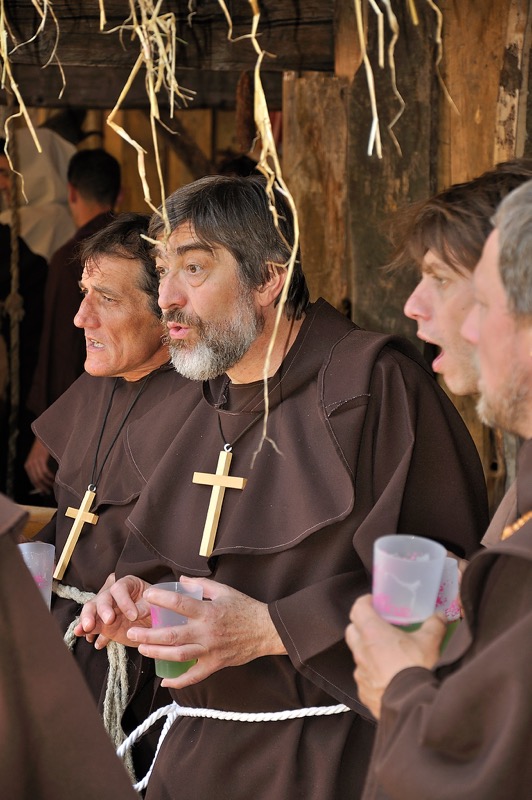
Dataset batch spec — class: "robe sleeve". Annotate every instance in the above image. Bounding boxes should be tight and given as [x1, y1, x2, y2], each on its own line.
[271, 347, 487, 709]
[0, 494, 138, 800]
[361, 552, 532, 800]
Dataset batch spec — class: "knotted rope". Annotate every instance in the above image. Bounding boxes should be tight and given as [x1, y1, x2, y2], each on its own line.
[52, 580, 136, 781]
[117, 699, 352, 793]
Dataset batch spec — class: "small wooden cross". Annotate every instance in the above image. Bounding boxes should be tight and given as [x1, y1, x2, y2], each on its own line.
[193, 449, 247, 557]
[54, 488, 99, 580]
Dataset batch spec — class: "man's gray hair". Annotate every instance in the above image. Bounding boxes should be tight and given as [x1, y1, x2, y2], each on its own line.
[494, 179, 532, 317]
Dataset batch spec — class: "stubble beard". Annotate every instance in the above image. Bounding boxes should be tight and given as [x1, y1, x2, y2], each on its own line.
[163, 288, 265, 381]
[476, 366, 530, 436]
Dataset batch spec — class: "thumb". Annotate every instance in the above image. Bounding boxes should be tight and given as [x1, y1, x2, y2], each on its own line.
[418, 613, 447, 643]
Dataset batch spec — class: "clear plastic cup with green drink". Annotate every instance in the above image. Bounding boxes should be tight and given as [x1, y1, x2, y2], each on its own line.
[149, 581, 203, 678]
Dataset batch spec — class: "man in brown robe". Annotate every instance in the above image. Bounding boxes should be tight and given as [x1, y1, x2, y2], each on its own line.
[347, 178, 532, 799]
[78, 176, 488, 799]
[396, 159, 532, 538]
[30, 213, 187, 770]
[0, 492, 137, 800]
[25, 148, 122, 496]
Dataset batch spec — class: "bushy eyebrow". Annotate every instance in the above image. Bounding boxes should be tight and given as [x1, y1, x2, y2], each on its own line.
[155, 242, 215, 260]
[78, 279, 120, 298]
[174, 243, 214, 257]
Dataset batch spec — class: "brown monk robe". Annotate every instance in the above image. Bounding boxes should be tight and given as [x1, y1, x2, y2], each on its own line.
[361, 437, 532, 799]
[116, 299, 488, 799]
[0, 493, 137, 800]
[32, 365, 188, 769]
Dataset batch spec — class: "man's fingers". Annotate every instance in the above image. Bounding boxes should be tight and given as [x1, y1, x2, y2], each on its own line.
[418, 613, 448, 642]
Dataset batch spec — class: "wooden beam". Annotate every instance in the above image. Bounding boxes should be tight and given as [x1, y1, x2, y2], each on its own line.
[4, 1, 334, 72]
[1, 65, 283, 110]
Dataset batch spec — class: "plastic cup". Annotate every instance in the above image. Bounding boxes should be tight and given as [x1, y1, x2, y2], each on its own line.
[149, 581, 203, 678]
[435, 557, 460, 621]
[372, 535, 446, 627]
[17, 541, 55, 609]
[436, 557, 462, 651]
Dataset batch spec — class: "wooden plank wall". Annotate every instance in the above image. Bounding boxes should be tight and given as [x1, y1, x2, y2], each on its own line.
[284, 2, 437, 338]
[282, 0, 532, 511]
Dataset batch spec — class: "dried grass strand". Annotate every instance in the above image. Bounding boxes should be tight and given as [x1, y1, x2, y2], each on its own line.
[354, 0, 382, 157]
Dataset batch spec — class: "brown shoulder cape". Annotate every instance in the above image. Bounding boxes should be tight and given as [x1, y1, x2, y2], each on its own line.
[31, 366, 187, 770]
[363, 437, 532, 800]
[0, 493, 137, 800]
[114, 300, 487, 800]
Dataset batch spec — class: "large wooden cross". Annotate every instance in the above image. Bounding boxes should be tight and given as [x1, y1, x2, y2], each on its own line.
[193, 450, 247, 557]
[54, 488, 99, 580]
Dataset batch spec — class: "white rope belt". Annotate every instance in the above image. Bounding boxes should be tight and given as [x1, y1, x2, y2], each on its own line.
[52, 583, 352, 793]
[117, 700, 352, 793]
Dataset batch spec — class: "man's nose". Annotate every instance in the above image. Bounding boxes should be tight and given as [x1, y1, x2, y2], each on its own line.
[404, 283, 430, 321]
[74, 296, 98, 329]
[158, 273, 188, 313]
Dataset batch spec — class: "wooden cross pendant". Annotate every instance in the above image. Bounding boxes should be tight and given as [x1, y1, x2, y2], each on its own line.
[54, 488, 99, 580]
[193, 449, 247, 557]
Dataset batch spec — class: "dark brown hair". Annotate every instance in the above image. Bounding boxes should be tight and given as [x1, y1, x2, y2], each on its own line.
[387, 159, 532, 275]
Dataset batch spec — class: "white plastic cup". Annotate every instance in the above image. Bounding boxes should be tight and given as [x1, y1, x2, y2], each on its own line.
[435, 557, 461, 621]
[149, 581, 203, 678]
[372, 534, 446, 627]
[17, 541, 55, 609]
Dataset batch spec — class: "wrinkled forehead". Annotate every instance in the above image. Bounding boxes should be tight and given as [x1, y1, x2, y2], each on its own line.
[154, 221, 221, 260]
[81, 253, 140, 283]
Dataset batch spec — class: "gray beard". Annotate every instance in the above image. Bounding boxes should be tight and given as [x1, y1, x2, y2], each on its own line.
[167, 299, 264, 381]
[476, 371, 530, 436]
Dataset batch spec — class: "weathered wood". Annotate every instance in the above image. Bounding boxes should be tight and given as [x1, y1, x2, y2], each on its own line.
[346, 3, 437, 338]
[494, 0, 532, 161]
[4, 1, 333, 72]
[284, 5, 438, 330]
[438, 0, 517, 186]
[2, 64, 283, 110]
[283, 72, 349, 311]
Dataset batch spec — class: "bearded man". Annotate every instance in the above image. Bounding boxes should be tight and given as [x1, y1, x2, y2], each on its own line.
[78, 175, 487, 799]
[347, 178, 532, 800]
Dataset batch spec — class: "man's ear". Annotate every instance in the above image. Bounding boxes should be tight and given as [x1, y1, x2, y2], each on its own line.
[256, 264, 287, 308]
[67, 183, 77, 205]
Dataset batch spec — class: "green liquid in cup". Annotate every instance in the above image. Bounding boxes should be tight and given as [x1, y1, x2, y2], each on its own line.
[155, 658, 197, 678]
[393, 619, 461, 650]
[393, 622, 422, 632]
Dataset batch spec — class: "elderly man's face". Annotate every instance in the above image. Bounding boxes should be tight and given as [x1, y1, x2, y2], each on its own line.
[74, 255, 166, 381]
[155, 222, 264, 381]
[462, 230, 532, 438]
[403, 249, 478, 396]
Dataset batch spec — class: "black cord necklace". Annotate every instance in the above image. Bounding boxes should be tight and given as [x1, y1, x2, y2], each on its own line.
[212, 375, 268, 451]
[88, 374, 151, 490]
[54, 372, 153, 580]
[216, 412, 263, 454]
